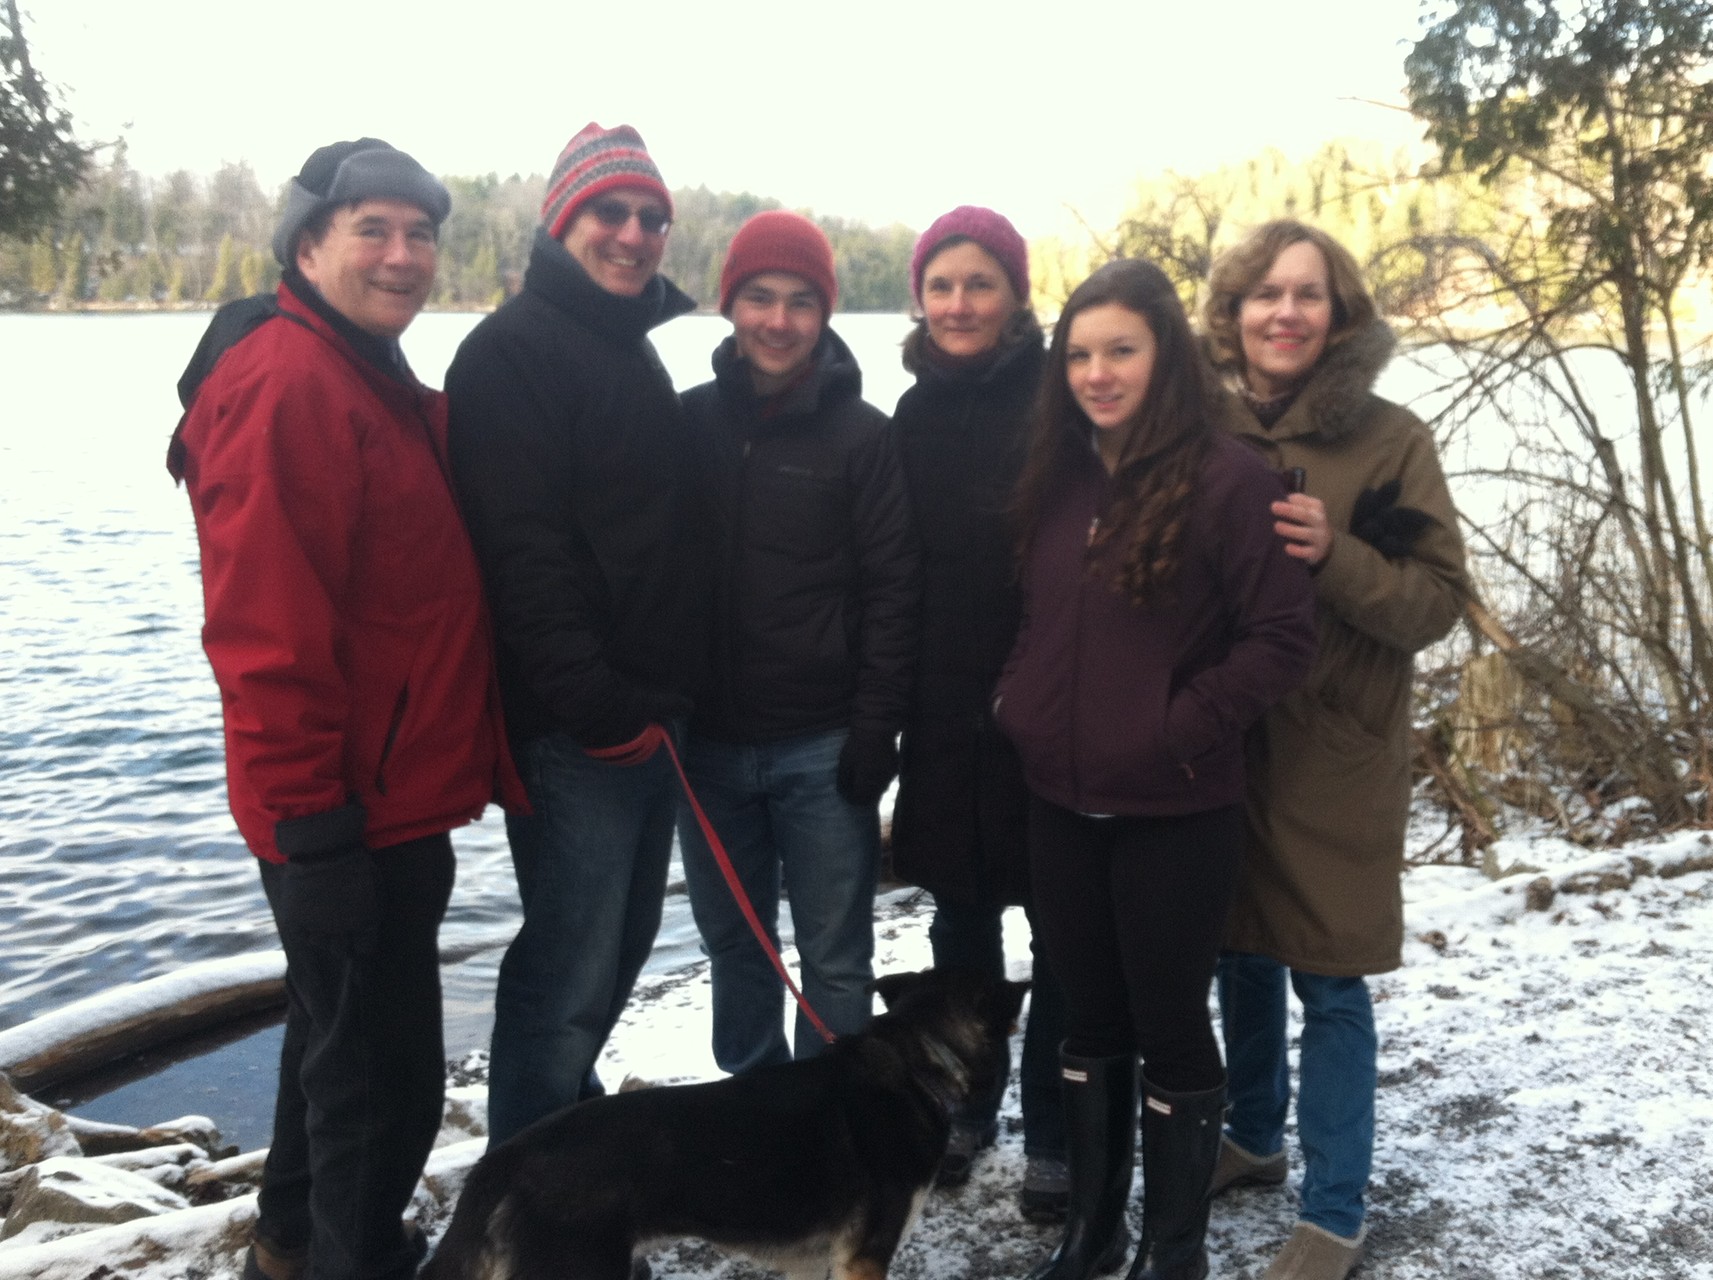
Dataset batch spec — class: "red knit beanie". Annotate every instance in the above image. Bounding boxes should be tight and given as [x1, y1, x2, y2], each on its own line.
[910, 205, 1030, 305]
[718, 211, 839, 315]
[541, 123, 672, 240]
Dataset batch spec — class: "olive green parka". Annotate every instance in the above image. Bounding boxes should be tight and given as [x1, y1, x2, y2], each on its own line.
[1215, 319, 1469, 975]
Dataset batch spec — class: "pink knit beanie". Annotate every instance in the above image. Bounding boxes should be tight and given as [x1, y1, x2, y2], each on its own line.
[910, 205, 1029, 304]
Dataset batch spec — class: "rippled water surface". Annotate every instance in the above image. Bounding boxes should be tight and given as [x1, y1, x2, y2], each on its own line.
[0, 309, 915, 1035]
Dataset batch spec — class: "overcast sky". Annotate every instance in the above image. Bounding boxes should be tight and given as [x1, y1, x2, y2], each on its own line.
[25, 0, 1436, 239]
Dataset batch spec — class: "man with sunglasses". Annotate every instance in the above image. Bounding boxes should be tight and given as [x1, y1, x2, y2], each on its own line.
[446, 124, 711, 1162]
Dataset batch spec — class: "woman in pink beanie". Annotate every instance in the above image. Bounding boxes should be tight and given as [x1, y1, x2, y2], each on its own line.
[889, 206, 1069, 1218]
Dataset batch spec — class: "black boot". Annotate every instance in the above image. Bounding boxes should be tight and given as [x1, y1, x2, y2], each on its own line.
[1024, 1050, 1137, 1280]
[1125, 1077, 1226, 1280]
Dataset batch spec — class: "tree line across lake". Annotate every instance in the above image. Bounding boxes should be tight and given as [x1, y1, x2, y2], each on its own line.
[0, 150, 920, 312]
[7, 0, 1713, 843]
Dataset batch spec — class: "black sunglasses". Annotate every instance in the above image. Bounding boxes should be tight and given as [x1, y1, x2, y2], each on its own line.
[586, 198, 671, 235]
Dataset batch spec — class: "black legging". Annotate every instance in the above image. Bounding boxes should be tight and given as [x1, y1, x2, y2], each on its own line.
[1028, 797, 1241, 1092]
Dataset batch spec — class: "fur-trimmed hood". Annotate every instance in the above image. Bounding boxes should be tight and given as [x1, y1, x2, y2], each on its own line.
[1211, 317, 1397, 446]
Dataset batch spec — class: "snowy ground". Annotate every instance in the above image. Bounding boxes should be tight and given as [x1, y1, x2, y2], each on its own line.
[2, 827, 1710, 1279]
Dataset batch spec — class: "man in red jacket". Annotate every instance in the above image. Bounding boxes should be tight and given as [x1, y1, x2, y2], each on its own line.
[170, 138, 522, 1280]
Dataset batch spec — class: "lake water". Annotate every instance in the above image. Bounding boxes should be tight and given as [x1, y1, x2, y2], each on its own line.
[0, 308, 917, 1142]
[2, 304, 1664, 1148]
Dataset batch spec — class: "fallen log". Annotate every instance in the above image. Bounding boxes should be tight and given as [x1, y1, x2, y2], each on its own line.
[0, 929, 517, 1098]
[0, 955, 287, 1096]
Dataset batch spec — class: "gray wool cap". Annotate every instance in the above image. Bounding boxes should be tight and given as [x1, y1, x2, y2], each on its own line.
[272, 138, 452, 266]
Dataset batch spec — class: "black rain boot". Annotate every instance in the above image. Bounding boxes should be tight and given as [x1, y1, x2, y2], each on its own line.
[1125, 1076, 1226, 1280]
[1024, 1050, 1137, 1280]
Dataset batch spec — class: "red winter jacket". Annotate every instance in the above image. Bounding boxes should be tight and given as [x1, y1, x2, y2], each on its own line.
[171, 285, 524, 862]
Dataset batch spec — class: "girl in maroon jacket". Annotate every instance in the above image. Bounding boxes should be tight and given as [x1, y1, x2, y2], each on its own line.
[996, 258, 1316, 1280]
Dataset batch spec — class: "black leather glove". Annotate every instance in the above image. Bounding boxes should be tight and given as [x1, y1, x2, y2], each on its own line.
[836, 729, 899, 807]
[1349, 480, 1435, 560]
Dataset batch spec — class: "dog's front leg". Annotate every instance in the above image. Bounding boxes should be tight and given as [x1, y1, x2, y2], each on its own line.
[831, 1183, 926, 1280]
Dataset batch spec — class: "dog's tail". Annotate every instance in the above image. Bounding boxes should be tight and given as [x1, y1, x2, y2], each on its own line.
[421, 1164, 513, 1280]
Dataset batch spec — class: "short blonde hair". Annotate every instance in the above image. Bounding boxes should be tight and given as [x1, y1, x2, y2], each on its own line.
[1202, 220, 1376, 371]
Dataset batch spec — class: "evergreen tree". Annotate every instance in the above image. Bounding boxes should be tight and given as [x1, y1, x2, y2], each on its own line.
[0, 0, 88, 238]
[238, 247, 272, 297]
[26, 232, 51, 295]
[205, 232, 240, 303]
[56, 229, 84, 304]
[134, 250, 166, 303]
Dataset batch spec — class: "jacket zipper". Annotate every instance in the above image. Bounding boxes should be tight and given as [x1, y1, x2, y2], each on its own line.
[374, 684, 409, 796]
[1070, 494, 1090, 810]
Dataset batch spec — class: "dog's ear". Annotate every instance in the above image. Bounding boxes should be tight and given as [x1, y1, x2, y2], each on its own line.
[987, 979, 1030, 1028]
[869, 970, 921, 1009]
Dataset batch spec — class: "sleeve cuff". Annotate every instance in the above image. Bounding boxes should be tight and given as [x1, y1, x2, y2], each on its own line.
[274, 801, 367, 861]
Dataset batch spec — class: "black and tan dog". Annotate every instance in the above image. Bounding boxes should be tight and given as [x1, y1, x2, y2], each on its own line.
[423, 967, 1028, 1280]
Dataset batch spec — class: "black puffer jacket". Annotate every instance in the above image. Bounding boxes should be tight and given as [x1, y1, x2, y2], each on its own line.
[682, 328, 919, 744]
[889, 336, 1042, 905]
[445, 228, 711, 749]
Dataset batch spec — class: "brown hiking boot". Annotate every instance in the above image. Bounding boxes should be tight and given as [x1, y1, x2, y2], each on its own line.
[243, 1232, 307, 1280]
[1209, 1135, 1288, 1196]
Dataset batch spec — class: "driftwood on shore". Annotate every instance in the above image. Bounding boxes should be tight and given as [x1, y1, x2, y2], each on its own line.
[0, 933, 514, 1097]
[3, 981, 286, 1096]
[0, 968, 285, 1096]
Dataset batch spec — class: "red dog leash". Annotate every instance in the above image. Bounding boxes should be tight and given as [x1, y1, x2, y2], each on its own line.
[590, 724, 837, 1046]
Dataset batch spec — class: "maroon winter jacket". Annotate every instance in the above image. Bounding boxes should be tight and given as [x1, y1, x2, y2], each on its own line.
[995, 432, 1316, 817]
[171, 284, 525, 862]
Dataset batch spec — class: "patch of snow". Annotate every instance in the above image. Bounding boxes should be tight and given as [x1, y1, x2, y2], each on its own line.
[3, 844, 1711, 1277]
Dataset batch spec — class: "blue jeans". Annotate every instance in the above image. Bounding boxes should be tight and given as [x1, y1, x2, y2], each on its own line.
[486, 728, 680, 1145]
[678, 728, 880, 1075]
[929, 895, 1067, 1159]
[1217, 951, 1376, 1238]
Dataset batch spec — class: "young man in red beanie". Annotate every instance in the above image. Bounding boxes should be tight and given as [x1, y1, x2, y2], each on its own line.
[675, 210, 920, 1074]
[444, 125, 712, 1170]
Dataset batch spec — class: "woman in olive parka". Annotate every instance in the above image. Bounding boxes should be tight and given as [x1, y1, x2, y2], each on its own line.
[1203, 220, 1469, 1280]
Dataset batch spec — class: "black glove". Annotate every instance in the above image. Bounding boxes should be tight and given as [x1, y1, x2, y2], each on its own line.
[278, 845, 378, 946]
[272, 802, 377, 945]
[1349, 480, 1435, 560]
[583, 687, 693, 756]
[637, 687, 694, 724]
[836, 729, 899, 807]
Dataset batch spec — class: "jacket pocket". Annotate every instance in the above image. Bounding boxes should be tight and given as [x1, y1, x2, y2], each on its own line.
[373, 682, 409, 796]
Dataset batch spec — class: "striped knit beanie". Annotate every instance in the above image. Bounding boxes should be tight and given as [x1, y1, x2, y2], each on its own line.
[718, 211, 838, 316]
[540, 123, 672, 240]
[910, 205, 1030, 305]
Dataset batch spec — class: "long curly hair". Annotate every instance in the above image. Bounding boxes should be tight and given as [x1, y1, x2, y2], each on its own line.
[1014, 258, 1214, 605]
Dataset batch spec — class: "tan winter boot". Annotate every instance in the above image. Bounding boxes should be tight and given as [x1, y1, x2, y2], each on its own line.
[1209, 1135, 1287, 1196]
[1262, 1222, 1366, 1280]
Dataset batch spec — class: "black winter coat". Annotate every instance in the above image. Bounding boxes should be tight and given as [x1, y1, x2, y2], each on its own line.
[682, 329, 919, 744]
[445, 229, 711, 749]
[889, 337, 1042, 906]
